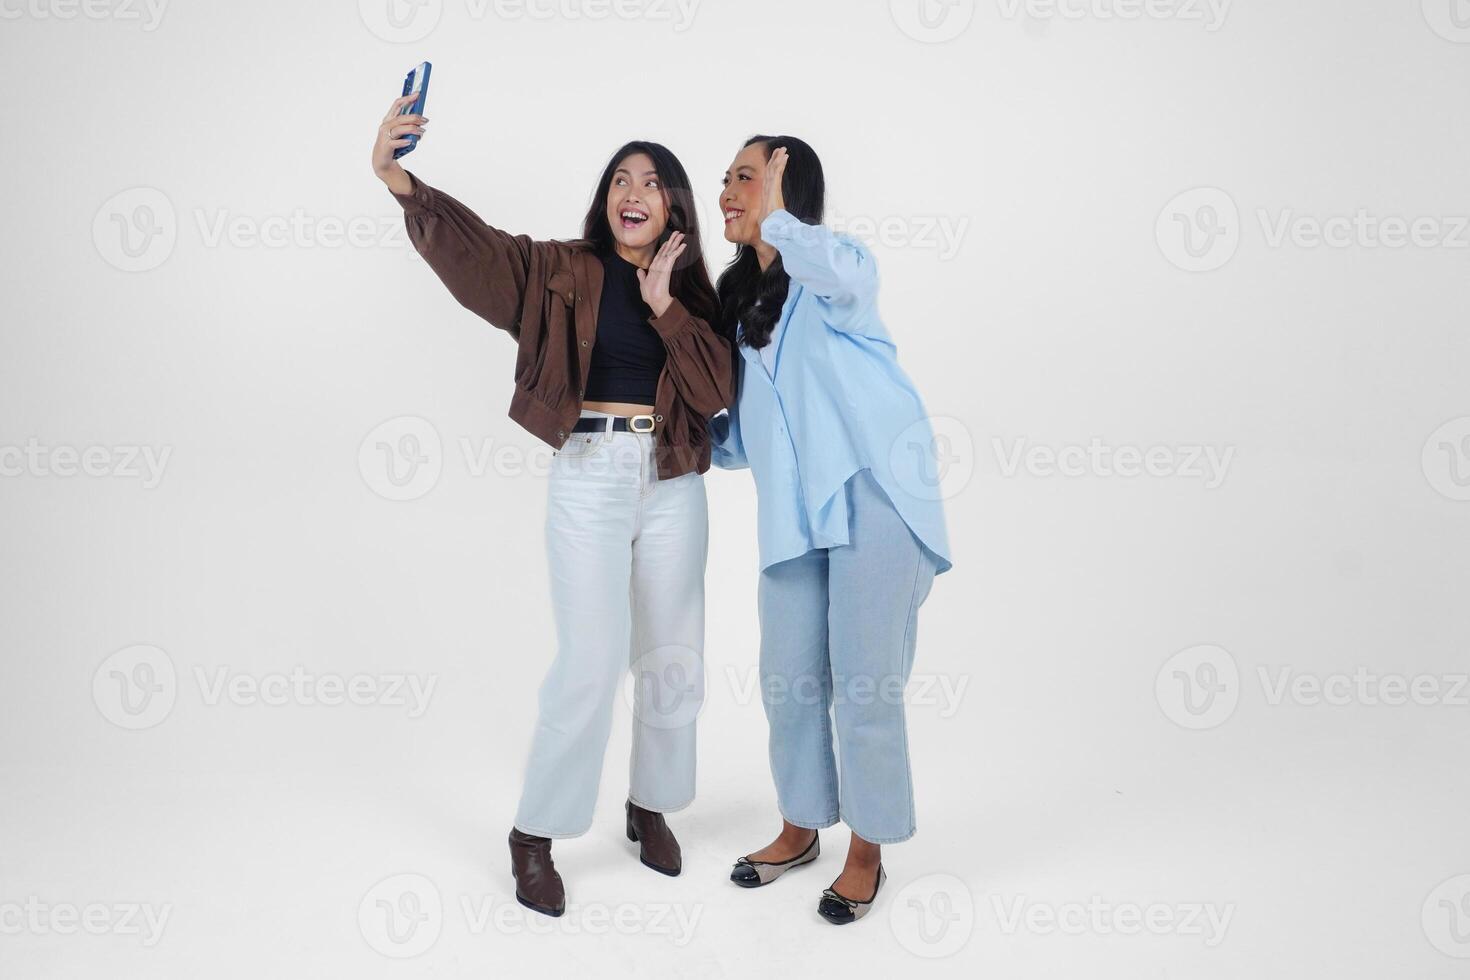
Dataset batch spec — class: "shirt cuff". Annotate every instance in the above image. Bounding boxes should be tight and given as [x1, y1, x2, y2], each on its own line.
[389, 170, 433, 216]
[648, 296, 695, 340]
[759, 208, 801, 241]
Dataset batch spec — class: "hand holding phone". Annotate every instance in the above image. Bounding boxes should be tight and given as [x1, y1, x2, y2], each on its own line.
[372, 65, 431, 189]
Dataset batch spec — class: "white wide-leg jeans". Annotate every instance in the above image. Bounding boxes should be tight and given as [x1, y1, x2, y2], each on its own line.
[513, 411, 708, 838]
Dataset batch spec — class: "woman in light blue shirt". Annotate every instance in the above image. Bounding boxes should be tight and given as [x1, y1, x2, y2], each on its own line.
[712, 136, 952, 924]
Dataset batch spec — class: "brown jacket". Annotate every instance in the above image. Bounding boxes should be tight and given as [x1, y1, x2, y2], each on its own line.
[390, 172, 734, 479]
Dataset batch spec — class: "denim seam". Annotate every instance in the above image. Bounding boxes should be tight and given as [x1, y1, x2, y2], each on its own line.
[512, 821, 592, 840]
[777, 805, 840, 831]
[629, 575, 642, 800]
[818, 658, 840, 814]
[627, 792, 695, 815]
[894, 541, 926, 839]
[835, 820, 915, 845]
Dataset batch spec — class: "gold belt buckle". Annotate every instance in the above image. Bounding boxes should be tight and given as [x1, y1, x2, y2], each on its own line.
[629, 414, 657, 433]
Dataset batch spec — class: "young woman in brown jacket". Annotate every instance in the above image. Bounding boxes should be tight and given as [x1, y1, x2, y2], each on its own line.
[371, 94, 733, 917]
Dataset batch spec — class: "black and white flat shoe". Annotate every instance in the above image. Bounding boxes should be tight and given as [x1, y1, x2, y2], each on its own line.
[729, 832, 820, 888]
[816, 865, 886, 924]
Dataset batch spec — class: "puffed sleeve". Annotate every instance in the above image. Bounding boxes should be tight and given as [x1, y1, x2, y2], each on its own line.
[390, 171, 534, 338]
[647, 298, 736, 419]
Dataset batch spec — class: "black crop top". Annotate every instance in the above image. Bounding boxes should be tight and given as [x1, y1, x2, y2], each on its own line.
[583, 252, 667, 405]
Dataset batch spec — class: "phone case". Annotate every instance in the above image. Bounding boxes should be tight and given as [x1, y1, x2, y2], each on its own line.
[393, 61, 432, 160]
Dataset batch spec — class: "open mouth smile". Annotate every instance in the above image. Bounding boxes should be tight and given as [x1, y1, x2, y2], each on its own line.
[619, 207, 650, 230]
[724, 206, 745, 224]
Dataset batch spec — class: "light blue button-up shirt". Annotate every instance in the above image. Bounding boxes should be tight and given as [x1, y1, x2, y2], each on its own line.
[711, 210, 953, 575]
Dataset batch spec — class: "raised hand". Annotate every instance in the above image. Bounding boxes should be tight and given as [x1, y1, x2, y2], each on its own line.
[637, 231, 688, 318]
[758, 146, 789, 225]
[372, 94, 429, 194]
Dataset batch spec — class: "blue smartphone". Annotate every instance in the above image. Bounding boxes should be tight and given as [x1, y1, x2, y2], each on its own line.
[393, 61, 431, 160]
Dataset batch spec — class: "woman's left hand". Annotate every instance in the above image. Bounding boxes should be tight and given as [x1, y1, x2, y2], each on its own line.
[637, 231, 687, 318]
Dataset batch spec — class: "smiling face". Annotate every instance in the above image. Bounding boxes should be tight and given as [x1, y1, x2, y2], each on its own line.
[720, 141, 770, 246]
[604, 152, 668, 256]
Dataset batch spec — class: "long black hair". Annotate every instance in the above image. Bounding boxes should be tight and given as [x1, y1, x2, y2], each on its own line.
[716, 135, 825, 348]
[580, 140, 719, 324]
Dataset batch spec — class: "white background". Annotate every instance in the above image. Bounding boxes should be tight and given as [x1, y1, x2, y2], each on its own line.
[3, 0, 1470, 976]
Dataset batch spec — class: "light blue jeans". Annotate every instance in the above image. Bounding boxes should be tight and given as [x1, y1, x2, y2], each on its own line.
[757, 469, 938, 845]
[514, 411, 708, 838]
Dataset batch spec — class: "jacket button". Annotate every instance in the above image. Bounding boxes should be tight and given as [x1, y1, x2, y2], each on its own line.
[580, 340, 588, 348]
[654, 414, 663, 422]
[557, 430, 565, 439]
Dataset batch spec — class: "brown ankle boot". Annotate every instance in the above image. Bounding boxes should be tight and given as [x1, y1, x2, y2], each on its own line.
[625, 800, 682, 876]
[508, 828, 565, 917]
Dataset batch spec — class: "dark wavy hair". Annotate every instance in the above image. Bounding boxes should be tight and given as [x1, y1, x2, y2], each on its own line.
[580, 140, 719, 323]
[716, 135, 825, 348]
